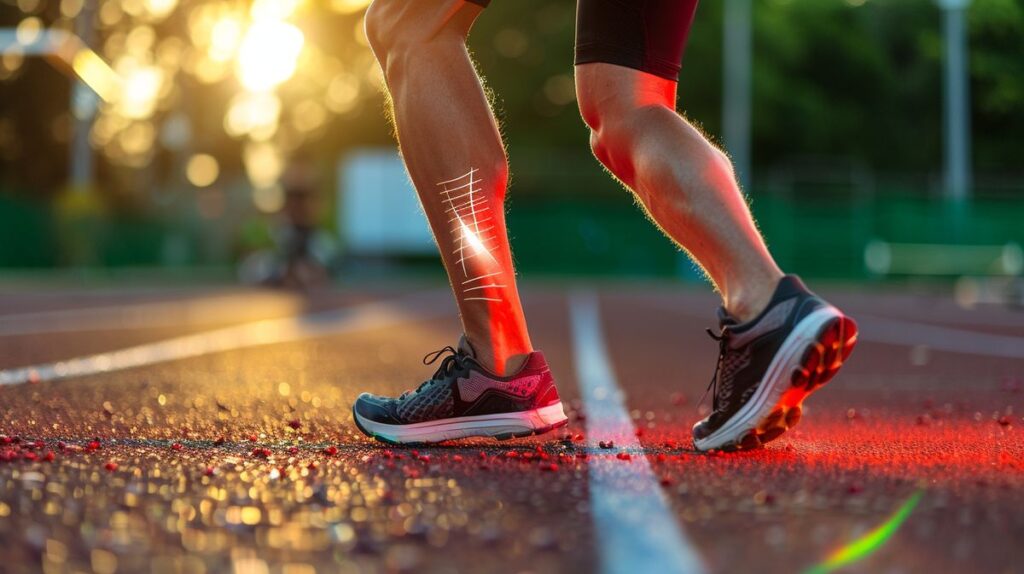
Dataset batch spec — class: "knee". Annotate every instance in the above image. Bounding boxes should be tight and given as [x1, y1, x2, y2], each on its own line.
[579, 93, 656, 178]
[587, 129, 612, 171]
[576, 86, 605, 136]
[365, 0, 467, 75]
[364, 0, 410, 63]
[579, 93, 621, 166]
[586, 115, 634, 171]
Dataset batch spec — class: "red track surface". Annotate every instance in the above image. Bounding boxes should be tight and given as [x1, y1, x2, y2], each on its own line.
[0, 282, 1020, 573]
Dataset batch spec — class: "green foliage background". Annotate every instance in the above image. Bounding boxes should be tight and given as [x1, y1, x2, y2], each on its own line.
[469, 0, 1023, 182]
[0, 0, 1022, 273]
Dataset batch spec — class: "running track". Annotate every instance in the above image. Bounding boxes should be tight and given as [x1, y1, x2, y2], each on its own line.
[0, 280, 1021, 573]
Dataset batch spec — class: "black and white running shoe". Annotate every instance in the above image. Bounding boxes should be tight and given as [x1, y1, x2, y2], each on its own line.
[353, 337, 568, 445]
[692, 275, 858, 452]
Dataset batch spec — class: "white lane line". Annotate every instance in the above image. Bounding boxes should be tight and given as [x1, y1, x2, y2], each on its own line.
[0, 291, 306, 336]
[852, 314, 1024, 360]
[569, 291, 706, 574]
[0, 294, 448, 386]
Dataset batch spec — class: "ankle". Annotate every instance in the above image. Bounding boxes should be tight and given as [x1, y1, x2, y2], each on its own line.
[724, 273, 783, 324]
[474, 349, 529, 376]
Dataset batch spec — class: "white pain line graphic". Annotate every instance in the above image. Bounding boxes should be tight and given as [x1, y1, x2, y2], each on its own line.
[462, 271, 502, 284]
[0, 293, 449, 386]
[438, 168, 504, 303]
[569, 291, 707, 574]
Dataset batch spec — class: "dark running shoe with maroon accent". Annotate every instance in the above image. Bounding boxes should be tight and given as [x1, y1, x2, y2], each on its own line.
[353, 337, 567, 445]
[692, 275, 858, 452]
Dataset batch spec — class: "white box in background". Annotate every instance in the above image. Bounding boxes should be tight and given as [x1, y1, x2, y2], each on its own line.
[337, 149, 436, 256]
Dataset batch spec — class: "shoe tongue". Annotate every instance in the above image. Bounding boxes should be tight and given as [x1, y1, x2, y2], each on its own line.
[457, 335, 477, 358]
[717, 275, 809, 331]
[774, 274, 809, 299]
[716, 306, 739, 330]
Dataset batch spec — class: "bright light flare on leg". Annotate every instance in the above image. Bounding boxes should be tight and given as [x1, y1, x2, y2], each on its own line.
[459, 221, 497, 265]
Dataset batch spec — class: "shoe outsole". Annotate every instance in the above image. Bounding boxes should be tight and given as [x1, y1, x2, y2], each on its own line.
[493, 418, 570, 441]
[352, 404, 569, 447]
[711, 313, 858, 453]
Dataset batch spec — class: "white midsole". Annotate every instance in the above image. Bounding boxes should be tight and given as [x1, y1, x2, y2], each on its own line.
[694, 306, 842, 452]
[356, 401, 568, 443]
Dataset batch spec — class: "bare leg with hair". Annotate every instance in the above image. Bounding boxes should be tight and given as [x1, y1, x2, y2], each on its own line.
[365, 0, 530, 374]
[576, 63, 783, 322]
[571, 2, 857, 453]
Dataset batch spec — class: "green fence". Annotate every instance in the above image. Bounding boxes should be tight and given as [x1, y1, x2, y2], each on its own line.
[506, 189, 1024, 279]
[0, 193, 167, 269]
[2, 187, 1022, 279]
[0, 194, 57, 268]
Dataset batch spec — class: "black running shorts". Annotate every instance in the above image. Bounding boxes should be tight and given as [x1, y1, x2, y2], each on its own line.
[466, 0, 699, 81]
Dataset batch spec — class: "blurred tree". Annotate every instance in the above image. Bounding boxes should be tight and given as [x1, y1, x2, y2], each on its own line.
[750, 0, 944, 174]
[471, 0, 1022, 189]
[969, 0, 1024, 174]
[0, 0, 1021, 206]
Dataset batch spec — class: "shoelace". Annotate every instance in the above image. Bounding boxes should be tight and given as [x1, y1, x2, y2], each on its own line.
[400, 346, 469, 399]
[700, 328, 731, 412]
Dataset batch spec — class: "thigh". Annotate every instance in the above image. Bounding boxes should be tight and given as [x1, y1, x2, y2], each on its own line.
[366, 0, 483, 46]
[574, 0, 700, 81]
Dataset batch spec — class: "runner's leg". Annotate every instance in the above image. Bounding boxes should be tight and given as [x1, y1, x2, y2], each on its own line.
[365, 0, 531, 373]
[574, 0, 783, 322]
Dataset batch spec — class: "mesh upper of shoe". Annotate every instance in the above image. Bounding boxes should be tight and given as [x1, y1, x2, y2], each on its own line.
[696, 276, 823, 439]
[713, 296, 798, 406]
[395, 380, 454, 423]
[359, 340, 553, 425]
[715, 346, 752, 407]
[457, 370, 542, 403]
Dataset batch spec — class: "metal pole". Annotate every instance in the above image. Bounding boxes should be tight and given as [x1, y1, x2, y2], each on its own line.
[722, 0, 752, 191]
[70, 0, 97, 191]
[938, 0, 972, 200]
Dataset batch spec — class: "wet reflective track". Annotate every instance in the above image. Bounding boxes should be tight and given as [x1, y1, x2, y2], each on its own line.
[0, 282, 1021, 573]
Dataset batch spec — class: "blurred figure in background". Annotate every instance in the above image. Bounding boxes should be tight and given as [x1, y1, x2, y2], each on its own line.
[239, 158, 337, 289]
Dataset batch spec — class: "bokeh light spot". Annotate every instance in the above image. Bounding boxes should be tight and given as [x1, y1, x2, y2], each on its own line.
[226, 92, 281, 140]
[330, 0, 371, 15]
[16, 17, 43, 46]
[115, 60, 164, 120]
[186, 154, 220, 188]
[253, 185, 285, 213]
[244, 141, 284, 190]
[60, 0, 85, 19]
[237, 21, 304, 92]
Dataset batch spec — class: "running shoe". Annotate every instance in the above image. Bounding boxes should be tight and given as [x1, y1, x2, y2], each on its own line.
[692, 275, 858, 452]
[353, 337, 568, 444]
